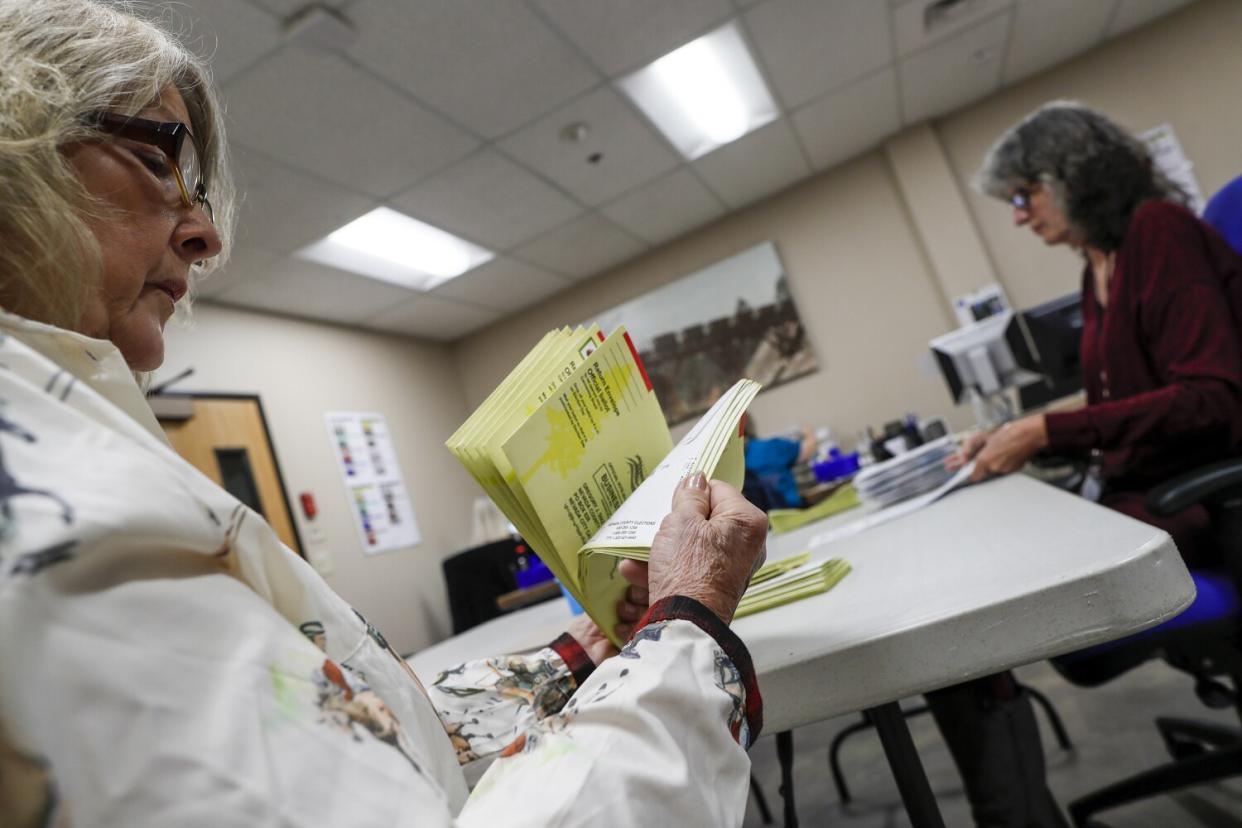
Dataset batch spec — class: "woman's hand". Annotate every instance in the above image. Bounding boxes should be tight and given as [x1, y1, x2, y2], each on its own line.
[946, 430, 989, 471]
[567, 559, 650, 665]
[968, 415, 1049, 482]
[646, 472, 768, 624]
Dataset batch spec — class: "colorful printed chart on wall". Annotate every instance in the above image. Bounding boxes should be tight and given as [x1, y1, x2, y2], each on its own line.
[325, 411, 421, 555]
[1141, 123, 1205, 214]
[592, 241, 818, 426]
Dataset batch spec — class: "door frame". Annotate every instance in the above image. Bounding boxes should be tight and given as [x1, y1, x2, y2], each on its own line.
[157, 391, 305, 557]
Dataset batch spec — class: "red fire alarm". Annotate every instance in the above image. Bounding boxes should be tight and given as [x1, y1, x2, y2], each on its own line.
[299, 491, 318, 520]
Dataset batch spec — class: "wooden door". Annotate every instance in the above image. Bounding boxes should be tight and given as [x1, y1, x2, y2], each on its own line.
[158, 395, 302, 556]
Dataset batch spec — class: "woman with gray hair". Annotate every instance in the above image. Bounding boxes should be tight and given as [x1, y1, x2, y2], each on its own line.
[937, 102, 1242, 827]
[0, 2, 769, 825]
[958, 100, 1242, 564]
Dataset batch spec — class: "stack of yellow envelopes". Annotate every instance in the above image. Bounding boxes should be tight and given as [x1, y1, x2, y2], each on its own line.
[447, 324, 759, 645]
[735, 554, 851, 618]
[767, 484, 861, 534]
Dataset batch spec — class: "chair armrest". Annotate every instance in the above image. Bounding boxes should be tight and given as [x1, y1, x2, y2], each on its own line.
[1146, 458, 1242, 517]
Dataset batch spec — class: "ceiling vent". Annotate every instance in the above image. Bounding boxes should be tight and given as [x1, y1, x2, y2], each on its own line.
[892, 0, 1010, 56]
[924, 0, 988, 33]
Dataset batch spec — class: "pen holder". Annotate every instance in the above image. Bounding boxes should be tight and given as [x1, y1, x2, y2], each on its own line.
[813, 452, 860, 483]
[515, 556, 554, 589]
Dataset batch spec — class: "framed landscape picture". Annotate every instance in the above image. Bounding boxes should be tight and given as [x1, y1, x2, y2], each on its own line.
[594, 241, 818, 425]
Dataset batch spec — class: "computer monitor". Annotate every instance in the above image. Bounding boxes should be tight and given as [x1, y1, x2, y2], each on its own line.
[931, 311, 1038, 406]
[1016, 293, 1084, 408]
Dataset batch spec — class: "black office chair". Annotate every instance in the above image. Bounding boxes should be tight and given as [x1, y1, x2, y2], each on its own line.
[1060, 457, 1242, 826]
[441, 538, 525, 634]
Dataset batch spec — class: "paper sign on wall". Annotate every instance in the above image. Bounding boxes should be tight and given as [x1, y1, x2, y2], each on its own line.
[325, 411, 420, 555]
[1141, 123, 1205, 214]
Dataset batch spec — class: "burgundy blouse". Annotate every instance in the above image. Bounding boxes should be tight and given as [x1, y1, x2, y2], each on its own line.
[1044, 200, 1242, 490]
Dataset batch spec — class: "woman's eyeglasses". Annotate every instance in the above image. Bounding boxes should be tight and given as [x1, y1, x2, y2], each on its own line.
[1009, 187, 1032, 211]
[87, 112, 213, 223]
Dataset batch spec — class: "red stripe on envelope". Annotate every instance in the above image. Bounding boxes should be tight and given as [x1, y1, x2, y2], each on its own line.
[623, 331, 653, 392]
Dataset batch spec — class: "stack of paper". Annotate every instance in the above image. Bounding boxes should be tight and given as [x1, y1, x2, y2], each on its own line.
[767, 484, 861, 534]
[736, 553, 851, 618]
[853, 437, 957, 507]
[448, 325, 759, 645]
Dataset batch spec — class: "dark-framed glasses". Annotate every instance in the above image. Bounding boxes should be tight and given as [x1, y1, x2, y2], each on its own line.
[87, 112, 213, 223]
[1009, 186, 1032, 211]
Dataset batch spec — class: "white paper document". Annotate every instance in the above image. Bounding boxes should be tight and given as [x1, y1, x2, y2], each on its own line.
[581, 380, 756, 552]
[809, 461, 976, 550]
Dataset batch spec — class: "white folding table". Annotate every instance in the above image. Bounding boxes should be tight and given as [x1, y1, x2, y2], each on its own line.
[410, 474, 1195, 826]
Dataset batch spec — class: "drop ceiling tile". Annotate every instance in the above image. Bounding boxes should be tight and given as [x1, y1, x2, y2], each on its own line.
[251, 0, 351, 15]
[692, 119, 811, 209]
[1106, 0, 1197, 37]
[427, 257, 572, 312]
[533, 0, 735, 75]
[600, 169, 726, 245]
[346, 0, 600, 139]
[899, 11, 1011, 124]
[362, 295, 502, 342]
[230, 147, 377, 256]
[793, 69, 901, 171]
[499, 86, 682, 207]
[891, 0, 1013, 57]
[224, 48, 478, 197]
[1003, 0, 1113, 84]
[514, 214, 648, 280]
[390, 150, 584, 252]
[743, 0, 891, 109]
[214, 256, 419, 325]
[140, 0, 281, 85]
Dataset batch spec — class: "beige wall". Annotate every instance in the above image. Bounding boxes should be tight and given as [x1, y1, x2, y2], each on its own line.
[453, 150, 969, 448]
[161, 304, 479, 654]
[938, 0, 1242, 311]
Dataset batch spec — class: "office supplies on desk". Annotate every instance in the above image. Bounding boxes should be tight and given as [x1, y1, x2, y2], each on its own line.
[813, 448, 861, 483]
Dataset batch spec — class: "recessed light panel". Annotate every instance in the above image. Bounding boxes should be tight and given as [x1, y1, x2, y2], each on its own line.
[618, 22, 779, 161]
[298, 207, 493, 291]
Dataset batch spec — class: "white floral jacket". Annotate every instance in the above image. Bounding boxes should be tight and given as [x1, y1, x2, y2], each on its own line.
[0, 312, 762, 827]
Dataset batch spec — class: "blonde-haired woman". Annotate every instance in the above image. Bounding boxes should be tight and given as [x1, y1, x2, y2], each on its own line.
[0, 3, 769, 825]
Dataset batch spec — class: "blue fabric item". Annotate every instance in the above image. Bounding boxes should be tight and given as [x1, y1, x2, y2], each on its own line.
[1156, 569, 1240, 632]
[558, 580, 585, 615]
[1204, 175, 1242, 257]
[744, 437, 803, 509]
[1057, 569, 1239, 663]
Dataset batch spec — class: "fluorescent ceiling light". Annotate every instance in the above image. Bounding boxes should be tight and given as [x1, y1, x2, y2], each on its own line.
[618, 22, 779, 161]
[297, 207, 493, 291]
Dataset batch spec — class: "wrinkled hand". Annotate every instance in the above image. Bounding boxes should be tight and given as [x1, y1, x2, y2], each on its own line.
[945, 430, 989, 472]
[646, 472, 768, 624]
[967, 415, 1048, 482]
[567, 559, 650, 664]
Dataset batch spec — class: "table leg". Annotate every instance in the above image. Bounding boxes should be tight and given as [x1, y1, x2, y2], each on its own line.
[868, 702, 946, 828]
[775, 729, 798, 827]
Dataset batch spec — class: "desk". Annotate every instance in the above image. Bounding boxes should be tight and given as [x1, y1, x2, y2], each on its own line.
[410, 475, 1194, 825]
[494, 579, 561, 612]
